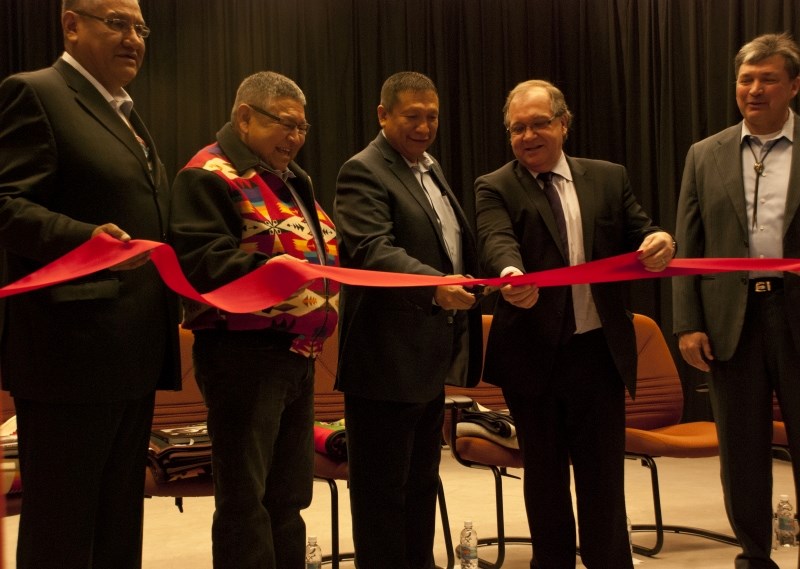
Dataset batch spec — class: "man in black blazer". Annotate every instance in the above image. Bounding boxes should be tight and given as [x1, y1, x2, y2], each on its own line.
[334, 71, 482, 568]
[475, 79, 674, 569]
[0, 1, 178, 567]
[673, 33, 800, 569]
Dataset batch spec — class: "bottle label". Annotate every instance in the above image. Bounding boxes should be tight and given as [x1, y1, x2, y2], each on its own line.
[459, 544, 478, 559]
[306, 563, 321, 569]
[779, 516, 795, 532]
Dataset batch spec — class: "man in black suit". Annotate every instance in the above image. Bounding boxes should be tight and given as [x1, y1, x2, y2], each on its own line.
[673, 33, 800, 569]
[475, 79, 674, 569]
[334, 71, 482, 568]
[0, 1, 178, 567]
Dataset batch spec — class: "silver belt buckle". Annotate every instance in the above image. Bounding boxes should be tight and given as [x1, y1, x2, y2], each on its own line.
[754, 280, 771, 293]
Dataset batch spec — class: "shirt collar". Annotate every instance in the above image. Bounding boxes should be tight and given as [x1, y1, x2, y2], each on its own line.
[527, 152, 572, 182]
[740, 109, 795, 144]
[216, 122, 295, 180]
[379, 131, 435, 171]
[405, 152, 435, 172]
[62, 51, 134, 116]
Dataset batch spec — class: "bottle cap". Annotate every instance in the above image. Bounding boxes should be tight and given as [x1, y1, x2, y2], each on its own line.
[780, 494, 790, 501]
[464, 520, 473, 528]
[308, 535, 318, 543]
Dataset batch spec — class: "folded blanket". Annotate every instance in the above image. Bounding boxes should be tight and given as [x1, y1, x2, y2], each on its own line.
[314, 421, 347, 461]
[461, 409, 514, 437]
[456, 403, 519, 449]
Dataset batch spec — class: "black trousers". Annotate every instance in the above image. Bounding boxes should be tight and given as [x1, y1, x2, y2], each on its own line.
[504, 329, 632, 569]
[193, 330, 315, 569]
[15, 393, 155, 569]
[710, 288, 800, 569]
[345, 391, 444, 569]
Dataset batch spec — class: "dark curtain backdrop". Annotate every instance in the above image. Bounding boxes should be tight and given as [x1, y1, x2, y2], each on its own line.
[2, 0, 799, 420]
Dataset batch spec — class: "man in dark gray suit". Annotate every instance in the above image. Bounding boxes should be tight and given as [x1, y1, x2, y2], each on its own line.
[674, 33, 800, 569]
[475, 79, 674, 569]
[0, 1, 178, 567]
[334, 71, 482, 569]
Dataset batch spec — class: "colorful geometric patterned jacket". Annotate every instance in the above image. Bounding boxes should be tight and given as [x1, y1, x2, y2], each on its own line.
[176, 126, 339, 358]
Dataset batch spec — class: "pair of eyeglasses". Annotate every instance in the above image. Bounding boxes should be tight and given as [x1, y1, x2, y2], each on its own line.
[507, 115, 559, 137]
[73, 10, 151, 38]
[248, 104, 311, 135]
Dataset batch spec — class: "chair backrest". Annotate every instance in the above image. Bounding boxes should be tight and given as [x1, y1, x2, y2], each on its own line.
[152, 327, 208, 428]
[154, 327, 345, 425]
[313, 329, 344, 422]
[625, 313, 684, 430]
[444, 314, 506, 410]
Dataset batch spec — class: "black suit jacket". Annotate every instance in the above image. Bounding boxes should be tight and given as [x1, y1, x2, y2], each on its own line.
[334, 133, 482, 403]
[0, 58, 179, 402]
[475, 157, 663, 397]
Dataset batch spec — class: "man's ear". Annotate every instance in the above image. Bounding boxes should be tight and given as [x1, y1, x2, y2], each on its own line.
[234, 104, 252, 133]
[377, 104, 388, 128]
[791, 76, 800, 99]
[62, 11, 79, 42]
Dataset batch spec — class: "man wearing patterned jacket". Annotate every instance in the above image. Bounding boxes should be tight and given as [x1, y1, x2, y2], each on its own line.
[170, 71, 339, 569]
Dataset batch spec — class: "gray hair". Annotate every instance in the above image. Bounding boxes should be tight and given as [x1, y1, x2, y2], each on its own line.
[380, 72, 437, 112]
[735, 32, 800, 80]
[502, 79, 573, 130]
[231, 71, 306, 124]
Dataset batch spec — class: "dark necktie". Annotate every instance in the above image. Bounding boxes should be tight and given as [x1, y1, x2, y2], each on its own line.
[539, 171, 569, 256]
[539, 171, 576, 344]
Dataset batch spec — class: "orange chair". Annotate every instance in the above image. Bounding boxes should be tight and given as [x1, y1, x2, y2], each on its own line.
[145, 327, 214, 508]
[772, 395, 791, 460]
[625, 313, 737, 555]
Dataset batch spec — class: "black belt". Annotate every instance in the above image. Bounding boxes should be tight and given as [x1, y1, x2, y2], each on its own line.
[749, 278, 783, 293]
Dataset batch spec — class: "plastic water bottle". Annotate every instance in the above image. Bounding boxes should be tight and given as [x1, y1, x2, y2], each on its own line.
[459, 520, 478, 569]
[305, 535, 322, 568]
[774, 495, 799, 547]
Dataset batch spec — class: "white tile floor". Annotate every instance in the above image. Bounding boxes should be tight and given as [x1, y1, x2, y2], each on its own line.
[2, 452, 798, 568]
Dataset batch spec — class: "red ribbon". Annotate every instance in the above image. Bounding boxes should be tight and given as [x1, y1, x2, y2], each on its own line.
[2, 233, 799, 314]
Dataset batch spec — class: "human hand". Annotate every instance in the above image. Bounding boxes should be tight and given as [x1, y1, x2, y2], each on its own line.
[678, 331, 714, 372]
[434, 280, 478, 310]
[92, 223, 151, 271]
[499, 268, 539, 309]
[638, 231, 676, 272]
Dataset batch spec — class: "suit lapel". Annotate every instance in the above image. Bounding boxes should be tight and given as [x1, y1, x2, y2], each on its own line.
[375, 134, 451, 252]
[54, 59, 155, 183]
[783, 111, 800, 239]
[712, 125, 749, 235]
[129, 109, 161, 184]
[429, 163, 479, 262]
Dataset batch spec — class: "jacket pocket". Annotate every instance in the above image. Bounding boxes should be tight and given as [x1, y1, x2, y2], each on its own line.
[49, 278, 120, 302]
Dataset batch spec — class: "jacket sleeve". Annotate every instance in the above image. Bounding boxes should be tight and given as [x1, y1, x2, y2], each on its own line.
[169, 167, 267, 293]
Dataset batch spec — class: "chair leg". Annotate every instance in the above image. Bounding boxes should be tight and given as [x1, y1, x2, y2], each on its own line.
[627, 453, 739, 557]
[454, 465, 530, 569]
[317, 477, 355, 568]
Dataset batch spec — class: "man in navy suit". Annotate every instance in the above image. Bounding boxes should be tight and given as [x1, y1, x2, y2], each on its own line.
[0, 1, 178, 567]
[475, 79, 674, 568]
[334, 71, 482, 568]
[674, 33, 800, 569]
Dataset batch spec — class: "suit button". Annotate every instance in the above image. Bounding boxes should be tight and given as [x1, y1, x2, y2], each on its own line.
[447, 315, 455, 325]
